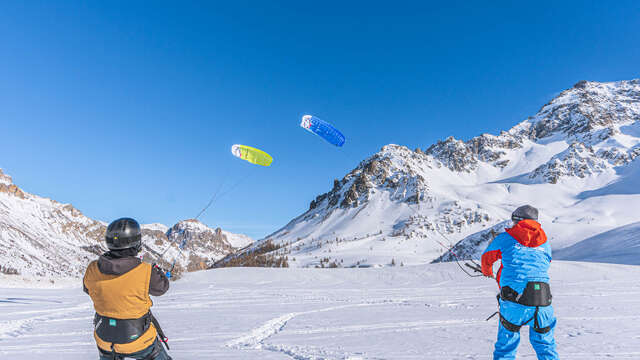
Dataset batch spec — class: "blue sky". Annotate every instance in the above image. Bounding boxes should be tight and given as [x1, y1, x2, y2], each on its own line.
[1, 1, 639, 238]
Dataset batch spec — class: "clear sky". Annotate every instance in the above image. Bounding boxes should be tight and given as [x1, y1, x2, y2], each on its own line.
[1, 1, 639, 239]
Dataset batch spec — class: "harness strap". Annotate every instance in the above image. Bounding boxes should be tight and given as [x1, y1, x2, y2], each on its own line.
[486, 311, 499, 321]
[141, 341, 163, 360]
[110, 343, 122, 360]
[150, 312, 170, 351]
[499, 313, 523, 332]
[532, 306, 552, 334]
[499, 306, 551, 334]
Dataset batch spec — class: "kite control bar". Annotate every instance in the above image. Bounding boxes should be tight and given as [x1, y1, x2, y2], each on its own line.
[465, 262, 483, 274]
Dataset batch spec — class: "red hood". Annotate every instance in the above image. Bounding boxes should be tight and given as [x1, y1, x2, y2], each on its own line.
[506, 219, 547, 247]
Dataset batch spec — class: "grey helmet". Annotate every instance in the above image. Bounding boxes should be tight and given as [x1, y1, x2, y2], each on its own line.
[105, 218, 142, 251]
[512, 205, 538, 223]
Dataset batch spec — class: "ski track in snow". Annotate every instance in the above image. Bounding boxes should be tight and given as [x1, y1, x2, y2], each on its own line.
[226, 302, 397, 359]
[0, 302, 91, 341]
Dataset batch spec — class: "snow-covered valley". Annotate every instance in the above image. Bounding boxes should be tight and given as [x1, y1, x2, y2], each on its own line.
[2, 262, 639, 359]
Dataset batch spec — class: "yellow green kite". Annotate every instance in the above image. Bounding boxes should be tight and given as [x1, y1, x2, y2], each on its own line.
[231, 144, 273, 166]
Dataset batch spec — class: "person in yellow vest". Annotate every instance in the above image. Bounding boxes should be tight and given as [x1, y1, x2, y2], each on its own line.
[84, 218, 172, 360]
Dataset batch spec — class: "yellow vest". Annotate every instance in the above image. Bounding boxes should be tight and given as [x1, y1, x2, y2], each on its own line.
[84, 261, 158, 354]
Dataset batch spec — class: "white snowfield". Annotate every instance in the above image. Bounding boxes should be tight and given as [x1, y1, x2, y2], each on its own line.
[554, 221, 640, 265]
[1, 262, 639, 359]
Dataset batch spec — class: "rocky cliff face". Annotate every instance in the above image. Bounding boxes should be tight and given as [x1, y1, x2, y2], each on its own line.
[426, 80, 640, 181]
[0, 171, 252, 279]
[308, 145, 429, 212]
[244, 79, 640, 268]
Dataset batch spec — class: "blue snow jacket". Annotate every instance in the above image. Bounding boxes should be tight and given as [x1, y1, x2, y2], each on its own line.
[481, 220, 552, 293]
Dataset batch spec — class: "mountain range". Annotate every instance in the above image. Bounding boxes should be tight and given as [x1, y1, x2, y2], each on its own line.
[3, 79, 640, 278]
[0, 169, 252, 278]
[227, 79, 640, 268]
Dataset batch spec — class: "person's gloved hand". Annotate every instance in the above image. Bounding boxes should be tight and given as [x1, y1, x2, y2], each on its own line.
[152, 263, 166, 273]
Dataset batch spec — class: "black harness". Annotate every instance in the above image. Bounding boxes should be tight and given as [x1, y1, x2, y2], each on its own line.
[98, 341, 165, 360]
[498, 282, 553, 334]
[95, 311, 170, 359]
[94, 312, 152, 344]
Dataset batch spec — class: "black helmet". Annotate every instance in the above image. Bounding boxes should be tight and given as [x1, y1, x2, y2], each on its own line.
[512, 205, 538, 223]
[105, 218, 142, 251]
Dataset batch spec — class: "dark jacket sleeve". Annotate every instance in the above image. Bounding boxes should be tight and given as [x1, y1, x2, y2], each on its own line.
[82, 267, 89, 295]
[149, 264, 170, 296]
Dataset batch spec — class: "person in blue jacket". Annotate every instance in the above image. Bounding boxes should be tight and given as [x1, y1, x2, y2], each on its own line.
[482, 205, 558, 360]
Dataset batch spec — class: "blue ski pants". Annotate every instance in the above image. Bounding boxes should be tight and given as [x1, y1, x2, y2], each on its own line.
[494, 299, 558, 360]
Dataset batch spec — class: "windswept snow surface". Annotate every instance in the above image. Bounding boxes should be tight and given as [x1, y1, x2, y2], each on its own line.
[554, 221, 640, 265]
[2, 262, 640, 359]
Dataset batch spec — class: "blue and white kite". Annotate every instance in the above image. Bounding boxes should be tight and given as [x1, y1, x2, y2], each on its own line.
[300, 115, 346, 147]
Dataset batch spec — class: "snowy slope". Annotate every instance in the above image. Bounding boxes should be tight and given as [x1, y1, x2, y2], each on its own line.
[2, 262, 640, 359]
[0, 169, 105, 278]
[0, 169, 253, 279]
[230, 79, 640, 268]
[554, 221, 640, 265]
[222, 230, 254, 249]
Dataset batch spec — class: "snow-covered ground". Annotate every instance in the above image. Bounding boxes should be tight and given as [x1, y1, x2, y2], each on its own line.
[2, 262, 639, 359]
[554, 221, 640, 265]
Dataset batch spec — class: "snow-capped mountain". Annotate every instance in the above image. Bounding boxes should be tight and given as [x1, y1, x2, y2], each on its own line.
[236, 79, 640, 268]
[0, 169, 253, 278]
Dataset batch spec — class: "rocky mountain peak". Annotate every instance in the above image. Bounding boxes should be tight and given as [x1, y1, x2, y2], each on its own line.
[307, 144, 430, 215]
[0, 168, 26, 199]
[168, 219, 234, 253]
[423, 79, 640, 178]
[523, 79, 640, 141]
[426, 136, 478, 172]
[0, 168, 12, 184]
